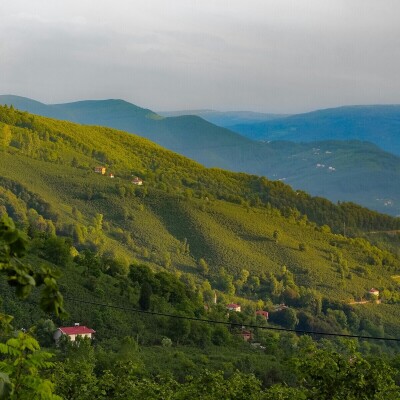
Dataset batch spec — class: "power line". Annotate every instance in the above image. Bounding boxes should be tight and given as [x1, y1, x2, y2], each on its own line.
[1, 281, 398, 343]
[62, 296, 400, 343]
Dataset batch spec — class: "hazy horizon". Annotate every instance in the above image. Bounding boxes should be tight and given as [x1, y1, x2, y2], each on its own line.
[3, 93, 400, 116]
[2, 0, 400, 113]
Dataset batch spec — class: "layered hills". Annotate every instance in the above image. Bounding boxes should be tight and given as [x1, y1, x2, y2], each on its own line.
[1, 106, 400, 342]
[158, 109, 286, 126]
[230, 105, 400, 155]
[1, 95, 400, 216]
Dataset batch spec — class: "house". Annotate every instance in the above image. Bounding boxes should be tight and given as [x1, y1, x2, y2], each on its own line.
[132, 176, 143, 185]
[226, 303, 241, 312]
[53, 323, 95, 342]
[256, 310, 269, 320]
[109, 173, 115, 178]
[368, 288, 380, 297]
[94, 166, 106, 175]
[239, 330, 252, 342]
[273, 303, 288, 312]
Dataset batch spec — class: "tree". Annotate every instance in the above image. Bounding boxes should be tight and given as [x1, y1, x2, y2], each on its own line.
[40, 236, 72, 267]
[53, 337, 98, 400]
[176, 370, 263, 400]
[296, 346, 400, 399]
[270, 308, 298, 329]
[0, 332, 61, 399]
[299, 242, 307, 251]
[0, 125, 12, 150]
[273, 230, 280, 243]
[198, 258, 209, 276]
[139, 282, 152, 311]
[0, 216, 65, 398]
[101, 252, 129, 277]
[263, 385, 306, 399]
[35, 319, 57, 347]
[0, 216, 65, 325]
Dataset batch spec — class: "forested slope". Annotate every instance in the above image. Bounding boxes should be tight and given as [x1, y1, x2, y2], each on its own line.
[2, 106, 400, 397]
[3, 96, 400, 215]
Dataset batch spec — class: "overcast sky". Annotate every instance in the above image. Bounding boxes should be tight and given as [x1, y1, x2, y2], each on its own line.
[1, 0, 400, 113]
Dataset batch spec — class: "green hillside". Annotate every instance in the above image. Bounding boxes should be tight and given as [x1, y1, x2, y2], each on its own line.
[3, 96, 400, 216]
[1, 105, 400, 328]
[2, 106, 400, 397]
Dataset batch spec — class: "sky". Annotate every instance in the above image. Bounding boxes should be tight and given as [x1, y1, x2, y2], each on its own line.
[1, 0, 400, 113]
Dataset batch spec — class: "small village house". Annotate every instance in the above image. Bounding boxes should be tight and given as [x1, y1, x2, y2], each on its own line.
[132, 176, 143, 185]
[273, 303, 288, 312]
[239, 330, 252, 342]
[53, 323, 95, 342]
[94, 166, 106, 175]
[368, 288, 380, 297]
[226, 303, 241, 312]
[109, 173, 115, 178]
[256, 310, 269, 320]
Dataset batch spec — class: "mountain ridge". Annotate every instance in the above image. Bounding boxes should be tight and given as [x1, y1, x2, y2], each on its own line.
[229, 104, 400, 155]
[2, 95, 400, 215]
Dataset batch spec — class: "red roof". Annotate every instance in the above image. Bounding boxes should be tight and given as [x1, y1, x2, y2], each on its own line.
[59, 326, 96, 335]
[256, 310, 269, 317]
[227, 303, 240, 308]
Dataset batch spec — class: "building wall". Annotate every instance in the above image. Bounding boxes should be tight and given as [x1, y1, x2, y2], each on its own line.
[53, 330, 92, 342]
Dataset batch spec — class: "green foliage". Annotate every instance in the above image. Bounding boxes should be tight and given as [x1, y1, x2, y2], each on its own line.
[269, 308, 299, 329]
[0, 216, 65, 324]
[198, 258, 209, 275]
[139, 282, 152, 311]
[0, 332, 61, 399]
[0, 125, 11, 150]
[295, 344, 400, 399]
[39, 236, 72, 267]
[54, 337, 98, 400]
[2, 106, 400, 398]
[298, 242, 307, 251]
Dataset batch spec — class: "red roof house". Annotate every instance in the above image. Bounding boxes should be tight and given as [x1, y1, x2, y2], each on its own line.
[256, 310, 269, 320]
[54, 324, 96, 342]
[368, 288, 380, 297]
[239, 330, 252, 342]
[226, 303, 241, 312]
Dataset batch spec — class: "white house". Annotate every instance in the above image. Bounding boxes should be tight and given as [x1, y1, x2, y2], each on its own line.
[54, 324, 96, 342]
[94, 166, 106, 175]
[132, 176, 143, 185]
[226, 303, 241, 312]
[368, 288, 380, 297]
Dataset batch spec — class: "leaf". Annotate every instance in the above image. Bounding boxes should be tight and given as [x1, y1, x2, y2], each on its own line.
[0, 372, 12, 400]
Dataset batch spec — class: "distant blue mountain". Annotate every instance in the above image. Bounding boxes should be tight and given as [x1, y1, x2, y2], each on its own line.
[158, 109, 286, 127]
[230, 105, 400, 155]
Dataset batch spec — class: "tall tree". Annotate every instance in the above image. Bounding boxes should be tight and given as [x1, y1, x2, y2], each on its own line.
[0, 125, 11, 150]
[139, 282, 153, 311]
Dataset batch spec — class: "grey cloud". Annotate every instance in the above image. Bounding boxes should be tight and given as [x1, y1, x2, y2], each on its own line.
[1, 0, 400, 112]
